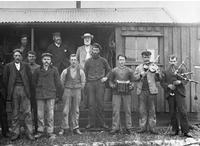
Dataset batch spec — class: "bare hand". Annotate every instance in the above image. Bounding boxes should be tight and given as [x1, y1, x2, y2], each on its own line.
[101, 77, 108, 82]
[129, 83, 134, 90]
[173, 80, 181, 85]
[168, 84, 176, 90]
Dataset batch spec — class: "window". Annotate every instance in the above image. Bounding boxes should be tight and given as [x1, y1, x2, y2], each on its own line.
[125, 37, 159, 62]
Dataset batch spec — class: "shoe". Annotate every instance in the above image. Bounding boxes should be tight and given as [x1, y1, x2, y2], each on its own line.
[137, 129, 146, 133]
[86, 124, 94, 129]
[27, 134, 35, 141]
[124, 129, 131, 135]
[34, 132, 43, 139]
[101, 124, 109, 130]
[73, 128, 82, 135]
[110, 129, 120, 135]
[183, 132, 193, 137]
[11, 134, 20, 141]
[169, 130, 179, 136]
[150, 130, 158, 135]
[48, 133, 56, 139]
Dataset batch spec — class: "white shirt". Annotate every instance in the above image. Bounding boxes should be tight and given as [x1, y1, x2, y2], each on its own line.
[85, 46, 91, 60]
[55, 43, 61, 48]
[15, 63, 20, 71]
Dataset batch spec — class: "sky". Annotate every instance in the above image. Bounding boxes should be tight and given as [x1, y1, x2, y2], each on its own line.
[0, 1, 199, 23]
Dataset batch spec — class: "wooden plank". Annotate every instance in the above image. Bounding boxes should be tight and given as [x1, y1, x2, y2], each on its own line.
[190, 27, 200, 112]
[156, 34, 165, 112]
[115, 27, 123, 65]
[172, 27, 181, 62]
[181, 26, 191, 112]
[121, 31, 163, 37]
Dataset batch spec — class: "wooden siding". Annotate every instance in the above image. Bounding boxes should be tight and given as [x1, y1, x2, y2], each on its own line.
[117, 25, 200, 112]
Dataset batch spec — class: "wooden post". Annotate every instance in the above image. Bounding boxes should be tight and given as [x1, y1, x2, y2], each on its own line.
[31, 28, 34, 51]
[76, 1, 81, 8]
[115, 27, 123, 66]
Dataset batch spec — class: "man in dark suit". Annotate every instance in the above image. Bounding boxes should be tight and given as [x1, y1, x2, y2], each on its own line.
[47, 32, 71, 74]
[161, 54, 192, 137]
[3, 49, 34, 141]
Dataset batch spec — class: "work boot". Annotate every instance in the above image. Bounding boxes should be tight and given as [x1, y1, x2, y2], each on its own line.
[73, 128, 82, 135]
[110, 129, 120, 135]
[11, 134, 20, 141]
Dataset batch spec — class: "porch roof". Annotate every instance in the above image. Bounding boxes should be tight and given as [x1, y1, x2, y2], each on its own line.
[0, 8, 175, 24]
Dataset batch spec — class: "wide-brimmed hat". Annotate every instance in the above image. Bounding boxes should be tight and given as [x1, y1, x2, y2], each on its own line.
[41, 52, 53, 58]
[81, 33, 94, 39]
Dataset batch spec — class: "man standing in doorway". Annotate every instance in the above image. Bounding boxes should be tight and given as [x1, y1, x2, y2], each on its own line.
[47, 32, 71, 74]
[27, 50, 40, 133]
[3, 49, 34, 141]
[160, 55, 192, 137]
[33, 53, 62, 139]
[134, 50, 161, 134]
[84, 43, 111, 130]
[109, 55, 134, 135]
[76, 33, 93, 69]
[76, 33, 93, 109]
[59, 54, 85, 135]
[15, 34, 31, 61]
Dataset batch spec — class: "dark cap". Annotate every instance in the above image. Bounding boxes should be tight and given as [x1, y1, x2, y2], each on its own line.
[52, 32, 61, 37]
[92, 43, 102, 51]
[13, 49, 22, 55]
[141, 50, 151, 56]
[28, 50, 36, 56]
[81, 33, 94, 39]
[21, 34, 28, 39]
[41, 52, 53, 58]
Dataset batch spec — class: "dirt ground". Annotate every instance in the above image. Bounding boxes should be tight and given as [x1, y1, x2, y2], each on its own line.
[1, 126, 200, 146]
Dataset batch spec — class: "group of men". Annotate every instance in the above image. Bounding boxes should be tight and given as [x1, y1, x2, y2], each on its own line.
[0, 32, 193, 141]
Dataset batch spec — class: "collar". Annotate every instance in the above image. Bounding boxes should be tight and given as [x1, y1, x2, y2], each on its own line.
[54, 43, 61, 48]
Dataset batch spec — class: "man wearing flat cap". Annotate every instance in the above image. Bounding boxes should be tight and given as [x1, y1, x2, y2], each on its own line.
[47, 32, 71, 74]
[3, 49, 34, 140]
[134, 50, 161, 134]
[15, 34, 31, 61]
[33, 52, 62, 139]
[84, 43, 111, 129]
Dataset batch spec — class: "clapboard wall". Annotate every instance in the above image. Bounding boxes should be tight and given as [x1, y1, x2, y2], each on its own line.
[115, 24, 200, 113]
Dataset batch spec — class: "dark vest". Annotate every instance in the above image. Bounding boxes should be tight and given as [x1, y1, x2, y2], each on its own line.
[64, 67, 82, 89]
[15, 66, 24, 86]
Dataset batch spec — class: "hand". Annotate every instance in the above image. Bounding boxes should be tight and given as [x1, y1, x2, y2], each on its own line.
[173, 80, 181, 85]
[141, 71, 147, 77]
[110, 84, 116, 89]
[101, 77, 108, 82]
[129, 83, 134, 90]
[168, 84, 176, 90]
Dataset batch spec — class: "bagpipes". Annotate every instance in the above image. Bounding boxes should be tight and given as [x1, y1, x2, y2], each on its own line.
[169, 57, 199, 99]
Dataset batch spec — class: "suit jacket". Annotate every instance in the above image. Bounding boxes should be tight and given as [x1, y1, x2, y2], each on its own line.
[134, 64, 161, 95]
[47, 43, 71, 73]
[160, 65, 188, 98]
[76, 45, 93, 69]
[3, 61, 32, 100]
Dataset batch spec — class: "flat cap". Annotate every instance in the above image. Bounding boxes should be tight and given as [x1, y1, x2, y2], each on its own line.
[81, 33, 94, 39]
[92, 42, 102, 51]
[141, 50, 151, 56]
[13, 49, 22, 55]
[41, 52, 53, 58]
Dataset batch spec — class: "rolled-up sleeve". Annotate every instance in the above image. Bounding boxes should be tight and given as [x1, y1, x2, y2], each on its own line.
[60, 69, 67, 87]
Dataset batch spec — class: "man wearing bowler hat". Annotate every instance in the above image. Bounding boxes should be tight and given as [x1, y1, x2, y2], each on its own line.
[33, 53, 62, 139]
[134, 50, 161, 134]
[47, 32, 71, 74]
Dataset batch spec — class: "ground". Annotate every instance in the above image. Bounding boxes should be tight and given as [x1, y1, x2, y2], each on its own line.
[1, 126, 200, 146]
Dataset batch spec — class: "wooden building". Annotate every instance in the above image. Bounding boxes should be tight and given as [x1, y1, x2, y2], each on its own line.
[0, 8, 200, 125]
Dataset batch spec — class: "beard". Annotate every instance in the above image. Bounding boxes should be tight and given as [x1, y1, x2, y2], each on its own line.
[92, 53, 99, 58]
